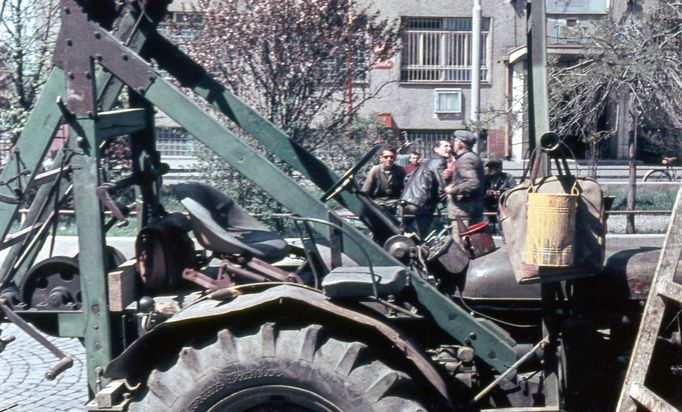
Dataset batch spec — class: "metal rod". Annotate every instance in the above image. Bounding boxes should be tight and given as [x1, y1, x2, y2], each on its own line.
[474, 335, 549, 402]
[0, 300, 73, 380]
[287, 215, 380, 299]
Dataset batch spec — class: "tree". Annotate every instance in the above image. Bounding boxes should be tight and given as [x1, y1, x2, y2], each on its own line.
[179, 0, 401, 150]
[548, 1, 682, 171]
[547, 1, 682, 232]
[172, 0, 402, 218]
[0, 0, 59, 143]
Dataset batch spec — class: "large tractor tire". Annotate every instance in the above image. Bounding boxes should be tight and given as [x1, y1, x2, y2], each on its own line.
[130, 323, 427, 411]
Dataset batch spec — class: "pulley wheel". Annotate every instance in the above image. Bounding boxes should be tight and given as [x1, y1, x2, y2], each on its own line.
[20, 256, 81, 310]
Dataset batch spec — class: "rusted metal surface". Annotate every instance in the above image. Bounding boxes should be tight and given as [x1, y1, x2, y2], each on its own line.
[181, 268, 234, 290]
[105, 283, 453, 405]
[464, 242, 661, 301]
[60, 0, 154, 116]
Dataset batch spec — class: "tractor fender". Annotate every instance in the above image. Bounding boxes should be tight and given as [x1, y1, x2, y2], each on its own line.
[106, 283, 452, 404]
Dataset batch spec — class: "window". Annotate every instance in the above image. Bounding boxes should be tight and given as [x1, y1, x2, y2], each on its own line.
[401, 17, 490, 83]
[546, 0, 608, 14]
[158, 12, 204, 41]
[320, 50, 368, 83]
[401, 129, 455, 155]
[156, 127, 195, 157]
[550, 20, 589, 44]
[434, 89, 462, 113]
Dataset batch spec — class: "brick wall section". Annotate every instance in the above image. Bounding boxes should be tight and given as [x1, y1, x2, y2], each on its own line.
[487, 128, 506, 158]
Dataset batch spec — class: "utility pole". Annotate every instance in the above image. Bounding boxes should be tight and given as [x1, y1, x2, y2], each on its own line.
[471, 0, 481, 151]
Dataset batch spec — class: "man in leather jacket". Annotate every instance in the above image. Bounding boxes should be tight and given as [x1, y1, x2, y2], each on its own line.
[400, 140, 451, 237]
[444, 130, 485, 238]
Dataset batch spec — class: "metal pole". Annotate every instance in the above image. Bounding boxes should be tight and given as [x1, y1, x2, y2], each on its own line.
[347, 0, 353, 112]
[471, 0, 481, 139]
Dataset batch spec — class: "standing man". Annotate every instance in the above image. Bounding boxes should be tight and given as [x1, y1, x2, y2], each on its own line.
[400, 140, 451, 237]
[361, 144, 405, 212]
[484, 155, 516, 233]
[444, 130, 485, 238]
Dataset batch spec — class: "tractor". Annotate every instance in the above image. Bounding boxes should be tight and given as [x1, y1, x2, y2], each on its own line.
[0, 1, 680, 411]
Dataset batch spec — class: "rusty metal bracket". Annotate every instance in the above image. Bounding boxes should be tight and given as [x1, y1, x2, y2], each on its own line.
[245, 258, 304, 284]
[182, 268, 234, 291]
[59, 0, 156, 116]
[96, 183, 129, 226]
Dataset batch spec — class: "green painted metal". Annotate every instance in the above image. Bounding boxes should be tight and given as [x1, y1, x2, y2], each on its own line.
[57, 312, 86, 337]
[0, 0, 529, 387]
[147, 36, 391, 233]
[526, 0, 550, 150]
[143, 77, 396, 267]
[66, 115, 113, 393]
[0, 68, 64, 251]
[95, 109, 147, 141]
[411, 275, 517, 373]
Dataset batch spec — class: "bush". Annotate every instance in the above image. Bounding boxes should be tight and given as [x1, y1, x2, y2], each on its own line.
[604, 189, 676, 211]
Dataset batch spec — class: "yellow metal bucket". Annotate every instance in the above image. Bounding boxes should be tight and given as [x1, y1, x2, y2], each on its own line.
[526, 191, 578, 267]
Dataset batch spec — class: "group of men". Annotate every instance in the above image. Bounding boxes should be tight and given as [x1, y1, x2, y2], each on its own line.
[361, 130, 516, 239]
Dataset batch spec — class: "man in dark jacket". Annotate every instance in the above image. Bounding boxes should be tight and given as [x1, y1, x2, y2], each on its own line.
[400, 140, 451, 237]
[361, 144, 405, 213]
[484, 155, 516, 233]
[444, 130, 485, 238]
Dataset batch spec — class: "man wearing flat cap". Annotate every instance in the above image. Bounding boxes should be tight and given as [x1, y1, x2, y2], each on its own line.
[484, 154, 516, 232]
[443, 130, 485, 238]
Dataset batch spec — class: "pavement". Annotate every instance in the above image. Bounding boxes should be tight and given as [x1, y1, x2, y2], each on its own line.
[0, 237, 134, 412]
[0, 324, 88, 412]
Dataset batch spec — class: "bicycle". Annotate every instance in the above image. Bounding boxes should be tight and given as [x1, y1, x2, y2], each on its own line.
[643, 156, 680, 182]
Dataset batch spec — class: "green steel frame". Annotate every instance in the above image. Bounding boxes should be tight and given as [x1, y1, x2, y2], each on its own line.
[0, 0, 552, 395]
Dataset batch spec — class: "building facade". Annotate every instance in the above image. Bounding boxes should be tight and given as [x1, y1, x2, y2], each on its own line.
[162, 0, 641, 163]
[358, 0, 526, 159]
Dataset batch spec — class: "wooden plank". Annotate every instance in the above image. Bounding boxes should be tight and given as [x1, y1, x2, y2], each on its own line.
[616, 185, 682, 411]
[108, 259, 138, 312]
[659, 280, 682, 303]
[630, 384, 679, 412]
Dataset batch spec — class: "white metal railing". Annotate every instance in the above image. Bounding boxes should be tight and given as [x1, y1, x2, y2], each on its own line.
[401, 30, 489, 83]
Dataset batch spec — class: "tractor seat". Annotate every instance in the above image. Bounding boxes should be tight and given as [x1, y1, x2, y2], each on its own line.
[172, 183, 288, 263]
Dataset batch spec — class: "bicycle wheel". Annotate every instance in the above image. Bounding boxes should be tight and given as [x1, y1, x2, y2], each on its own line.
[643, 169, 673, 182]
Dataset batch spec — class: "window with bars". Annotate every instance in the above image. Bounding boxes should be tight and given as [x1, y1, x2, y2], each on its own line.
[156, 127, 195, 157]
[401, 17, 490, 83]
[401, 129, 455, 155]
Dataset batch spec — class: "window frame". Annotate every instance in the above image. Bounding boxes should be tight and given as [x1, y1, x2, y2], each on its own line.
[400, 17, 492, 84]
[546, 0, 609, 15]
[433, 88, 463, 114]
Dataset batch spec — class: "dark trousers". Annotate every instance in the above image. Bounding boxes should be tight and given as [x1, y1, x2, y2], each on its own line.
[402, 204, 435, 239]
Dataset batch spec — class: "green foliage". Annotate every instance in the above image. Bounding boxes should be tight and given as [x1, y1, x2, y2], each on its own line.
[604, 189, 676, 211]
[0, 0, 59, 142]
